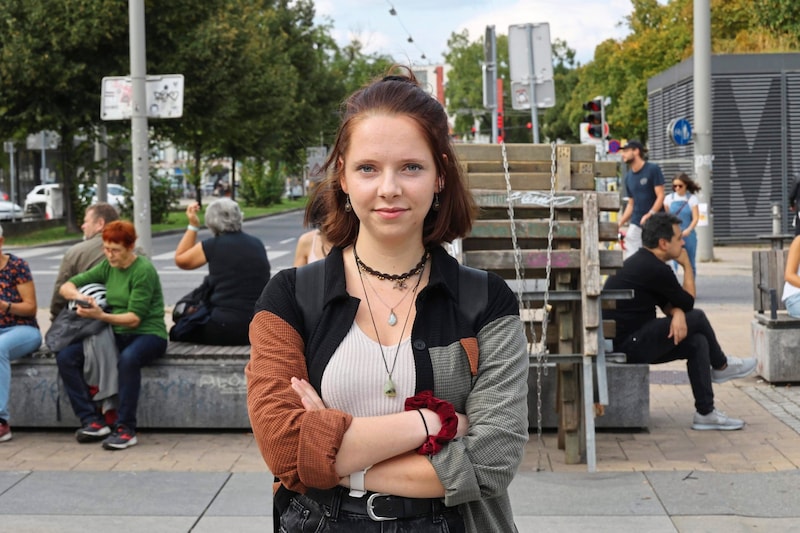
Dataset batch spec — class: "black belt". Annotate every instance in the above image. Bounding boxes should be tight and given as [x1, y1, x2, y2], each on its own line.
[304, 487, 446, 522]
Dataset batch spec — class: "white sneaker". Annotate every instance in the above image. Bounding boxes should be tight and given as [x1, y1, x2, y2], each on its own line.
[711, 356, 757, 384]
[692, 409, 745, 431]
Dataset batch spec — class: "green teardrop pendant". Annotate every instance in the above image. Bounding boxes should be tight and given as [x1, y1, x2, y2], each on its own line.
[383, 377, 397, 397]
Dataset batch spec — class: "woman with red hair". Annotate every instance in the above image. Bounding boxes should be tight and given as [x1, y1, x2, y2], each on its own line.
[57, 220, 167, 450]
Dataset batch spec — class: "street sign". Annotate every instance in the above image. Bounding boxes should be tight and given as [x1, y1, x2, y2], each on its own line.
[3, 141, 13, 154]
[667, 118, 692, 146]
[101, 74, 184, 120]
[608, 139, 621, 153]
[508, 23, 555, 110]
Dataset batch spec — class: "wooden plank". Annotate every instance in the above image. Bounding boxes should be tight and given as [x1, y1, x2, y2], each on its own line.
[462, 249, 622, 271]
[593, 161, 618, 177]
[581, 194, 601, 298]
[556, 146, 572, 191]
[468, 220, 617, 240]
[466, 173, 595, 191]
[470, 189, 620, 211]
[454, 143, 597, 163]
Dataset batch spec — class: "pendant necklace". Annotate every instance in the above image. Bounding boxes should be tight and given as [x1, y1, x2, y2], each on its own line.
[360, 273, 415, 326]
[355, 247, 426, 397]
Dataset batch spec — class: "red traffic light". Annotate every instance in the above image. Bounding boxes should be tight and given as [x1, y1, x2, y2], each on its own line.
[526, 122, 532, 129]
[582, 100, 601, 112]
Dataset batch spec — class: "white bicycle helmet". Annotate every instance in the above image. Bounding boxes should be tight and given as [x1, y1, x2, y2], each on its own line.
[68, 283, 108, 310]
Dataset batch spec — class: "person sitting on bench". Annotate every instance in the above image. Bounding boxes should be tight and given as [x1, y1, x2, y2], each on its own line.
[782, 235, 800, 318]
[603, 212, 756, 431]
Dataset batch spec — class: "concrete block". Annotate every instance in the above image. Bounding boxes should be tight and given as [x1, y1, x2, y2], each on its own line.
[9, 357, 250, 429]
[526, 362, 650, 430]
[752, 317, 800, 383]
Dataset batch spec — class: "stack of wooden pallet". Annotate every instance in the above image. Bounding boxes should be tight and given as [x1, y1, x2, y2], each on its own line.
[453, 143, 629, 471]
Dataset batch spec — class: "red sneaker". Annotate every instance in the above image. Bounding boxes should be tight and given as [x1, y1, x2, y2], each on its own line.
[0, 421, 12, 442]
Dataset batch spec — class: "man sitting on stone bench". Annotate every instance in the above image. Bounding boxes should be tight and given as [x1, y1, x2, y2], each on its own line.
[603, 212, 756, 431]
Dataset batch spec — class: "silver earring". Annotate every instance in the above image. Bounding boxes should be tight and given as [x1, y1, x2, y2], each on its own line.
[344, 195, 352, 212]
[432, 193, 440, 211]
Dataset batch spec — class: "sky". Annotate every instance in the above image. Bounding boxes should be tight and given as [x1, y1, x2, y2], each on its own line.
[313, 0, 636, 66]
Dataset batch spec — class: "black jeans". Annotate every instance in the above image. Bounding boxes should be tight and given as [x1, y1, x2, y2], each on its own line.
[280, 490, 465, 533]
[618, 309, 727, 415]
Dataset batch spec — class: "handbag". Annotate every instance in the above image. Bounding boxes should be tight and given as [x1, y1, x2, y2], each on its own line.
[169, 276, 213, 341]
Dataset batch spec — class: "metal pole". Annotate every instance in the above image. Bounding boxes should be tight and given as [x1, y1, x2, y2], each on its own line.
[694, 0, 714, 261]
[526, 24, 539, 144]
[486, 26, 498, 144]
[129, 0, 151, 256]
[8, 143, 16, 222]
[95, 126, 108, 202]
[40, 131, 48, 183]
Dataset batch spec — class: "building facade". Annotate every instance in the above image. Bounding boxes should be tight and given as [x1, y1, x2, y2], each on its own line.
[648, 53, 800, 242]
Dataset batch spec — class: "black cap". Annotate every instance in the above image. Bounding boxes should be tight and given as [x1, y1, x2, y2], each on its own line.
[620, 140, 645, 152]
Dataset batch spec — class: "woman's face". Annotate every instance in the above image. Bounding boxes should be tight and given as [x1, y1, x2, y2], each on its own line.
[103, 240, 135, 268]
[339, 113, 439, 244]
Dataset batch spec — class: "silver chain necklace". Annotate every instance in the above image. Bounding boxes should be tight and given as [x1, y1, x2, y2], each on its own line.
[355, 247, 425, 397]
[359, 271, 416, 326]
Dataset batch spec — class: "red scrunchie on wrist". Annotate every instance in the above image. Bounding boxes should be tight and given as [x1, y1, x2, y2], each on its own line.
[404, 390, 458, 456]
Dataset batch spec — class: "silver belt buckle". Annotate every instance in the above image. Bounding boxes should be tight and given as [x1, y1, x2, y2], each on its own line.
[366, 493, 397, 521]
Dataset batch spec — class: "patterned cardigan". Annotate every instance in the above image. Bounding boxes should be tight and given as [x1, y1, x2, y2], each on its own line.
[246, 245, 529, 532]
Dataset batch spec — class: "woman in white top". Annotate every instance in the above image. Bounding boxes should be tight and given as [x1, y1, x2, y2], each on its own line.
[293, 187, 331, 266]
[664, 172, 700, 275]
[783, 235, 800, 317]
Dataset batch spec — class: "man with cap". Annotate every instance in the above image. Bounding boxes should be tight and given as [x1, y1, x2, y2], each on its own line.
[618, 140, 665, 258]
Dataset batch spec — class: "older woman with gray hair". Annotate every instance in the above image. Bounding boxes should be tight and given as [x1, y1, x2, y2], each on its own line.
[173, 198, 270, 345]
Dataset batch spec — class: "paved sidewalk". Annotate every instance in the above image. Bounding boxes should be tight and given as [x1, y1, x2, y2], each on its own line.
[1, 246, 799, 531]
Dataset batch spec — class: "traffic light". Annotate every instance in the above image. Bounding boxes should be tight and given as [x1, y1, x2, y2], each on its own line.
[583, 98, 604, 138]
[497, 114, 504, 143]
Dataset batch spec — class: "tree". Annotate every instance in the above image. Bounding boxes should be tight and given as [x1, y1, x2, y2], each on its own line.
[0, 0, 129, 230]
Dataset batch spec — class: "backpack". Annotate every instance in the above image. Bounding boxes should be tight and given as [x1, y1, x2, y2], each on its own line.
[271, 255, 489, 525]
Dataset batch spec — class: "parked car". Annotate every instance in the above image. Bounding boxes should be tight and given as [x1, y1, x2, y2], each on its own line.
[24, 183, 63, 219]
[0, 200, 24, 221]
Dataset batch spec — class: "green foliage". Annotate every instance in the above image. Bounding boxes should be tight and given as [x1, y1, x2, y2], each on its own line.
[239, 159, 284, 207]
[119, 172, 179, 224]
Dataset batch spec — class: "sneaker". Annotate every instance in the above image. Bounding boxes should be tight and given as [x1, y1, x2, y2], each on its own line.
[711, 356, 757, 384]
[0, 421, 11, 442]
[102, 426, 138, 450]
[692, 409, 745, 431]
[75, 421, 111, 443]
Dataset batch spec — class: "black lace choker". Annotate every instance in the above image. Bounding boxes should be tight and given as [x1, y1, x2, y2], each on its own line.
[353, 246, 429, 290]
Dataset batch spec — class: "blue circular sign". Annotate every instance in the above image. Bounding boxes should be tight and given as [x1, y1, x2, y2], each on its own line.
[668, 118, 692, 146]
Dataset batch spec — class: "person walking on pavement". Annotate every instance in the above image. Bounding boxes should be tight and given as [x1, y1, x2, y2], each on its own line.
[617, 140, 665, 258]
[604, 212, 757, 431]
[664, 173, 700, 275]
[49, 203, 120, 320]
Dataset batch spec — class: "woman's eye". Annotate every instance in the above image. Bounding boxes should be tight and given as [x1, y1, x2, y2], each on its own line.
[406, 163, 422, 172]
[357, 164, 376, 173]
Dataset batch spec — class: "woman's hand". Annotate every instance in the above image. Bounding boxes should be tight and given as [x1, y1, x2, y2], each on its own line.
[75, 297, 104, 320]
[290, 377, 326, 411]
[185, 203, 201, 227]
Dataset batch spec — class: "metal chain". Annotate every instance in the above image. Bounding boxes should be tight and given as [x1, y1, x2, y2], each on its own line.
[502, 141, 557, 472]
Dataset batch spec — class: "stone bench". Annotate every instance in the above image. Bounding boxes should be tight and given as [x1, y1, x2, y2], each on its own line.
[752, 313, 800, 383]
[527, 361, 650, 430]
[9, 342, 251, 429]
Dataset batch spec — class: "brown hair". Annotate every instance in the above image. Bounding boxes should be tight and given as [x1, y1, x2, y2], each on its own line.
[102, 220, 137, 249]
[313, 66, 476, 248]
[673, 172, 701, 194]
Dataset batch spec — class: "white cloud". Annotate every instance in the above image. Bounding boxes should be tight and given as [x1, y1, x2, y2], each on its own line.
[314, 0, 635, 65]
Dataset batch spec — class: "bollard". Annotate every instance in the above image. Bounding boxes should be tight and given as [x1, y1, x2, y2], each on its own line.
[772, 202, 781, 235]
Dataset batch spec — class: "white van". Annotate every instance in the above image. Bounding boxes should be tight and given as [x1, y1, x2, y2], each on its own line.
[24, 184, 64, 219]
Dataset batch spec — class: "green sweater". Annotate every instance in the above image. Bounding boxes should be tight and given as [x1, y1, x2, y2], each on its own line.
[70, 256, 167, 339]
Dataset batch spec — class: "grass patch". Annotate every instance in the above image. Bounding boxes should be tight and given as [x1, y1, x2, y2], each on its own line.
[6, 197, 308, 247]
